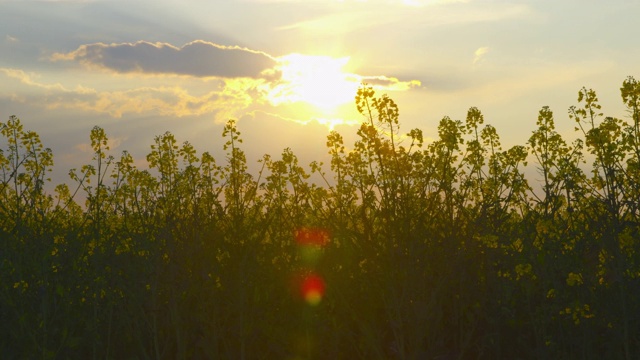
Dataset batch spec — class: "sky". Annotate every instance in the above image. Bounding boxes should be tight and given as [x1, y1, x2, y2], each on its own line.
[1, 0, 640, 187]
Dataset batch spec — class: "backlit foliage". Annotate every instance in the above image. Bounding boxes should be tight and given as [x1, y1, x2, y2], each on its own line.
[2, 78, 640, 359]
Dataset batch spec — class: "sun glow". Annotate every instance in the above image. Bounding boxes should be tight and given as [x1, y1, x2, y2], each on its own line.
[267, 54, 361, 112]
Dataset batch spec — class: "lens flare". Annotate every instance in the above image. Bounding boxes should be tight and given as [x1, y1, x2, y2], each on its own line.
[298, 245, 322, 266]
[301, 273, 325, 306]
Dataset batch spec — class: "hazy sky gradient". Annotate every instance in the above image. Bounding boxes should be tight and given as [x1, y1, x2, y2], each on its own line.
[1, 0, 639, 186]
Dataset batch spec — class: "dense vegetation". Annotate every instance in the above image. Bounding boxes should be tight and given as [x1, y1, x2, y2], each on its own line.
[1, 76, 640, 359]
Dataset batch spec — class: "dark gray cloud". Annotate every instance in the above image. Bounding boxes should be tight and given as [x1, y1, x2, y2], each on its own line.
[53, 40, 278, 79]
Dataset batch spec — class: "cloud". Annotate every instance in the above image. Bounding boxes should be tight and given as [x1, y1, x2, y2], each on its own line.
[3, 44, 423, 131]
[1, 68, 68, 92]
[5, 35, 19, 43]
[58, 87, 223, 118]
[278, 1, 526, 35]
[473, 46, 489, 65]
[360, 75, 422, 91]
[0, 67, 254, 120]
[51, 40, 278, 79]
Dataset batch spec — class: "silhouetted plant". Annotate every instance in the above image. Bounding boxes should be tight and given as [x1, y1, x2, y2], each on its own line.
[2, 77, 640, 359]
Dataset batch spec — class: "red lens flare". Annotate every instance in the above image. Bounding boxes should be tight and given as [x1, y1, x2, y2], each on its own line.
[300, 273, 325, 306]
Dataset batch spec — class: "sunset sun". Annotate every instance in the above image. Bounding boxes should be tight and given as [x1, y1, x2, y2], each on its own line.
[267, 54, 361, 113]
